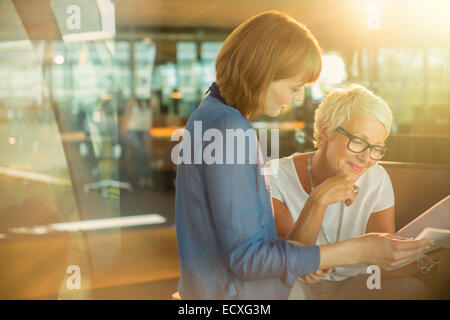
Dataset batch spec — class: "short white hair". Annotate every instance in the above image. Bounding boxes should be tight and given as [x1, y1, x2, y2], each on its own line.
[313, 83, 393, 148]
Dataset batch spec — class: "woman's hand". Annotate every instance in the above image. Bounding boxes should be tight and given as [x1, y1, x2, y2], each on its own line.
[310, 173, 358, 208]
[356, 233, 433, 270]
[286, 173, 359, 246]
[300, 268, 334, 284]
[318, 233, 433, 271]
[381, 247, 449, 280]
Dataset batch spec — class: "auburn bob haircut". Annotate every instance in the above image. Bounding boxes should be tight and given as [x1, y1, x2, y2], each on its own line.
[216, 10, 322, 120]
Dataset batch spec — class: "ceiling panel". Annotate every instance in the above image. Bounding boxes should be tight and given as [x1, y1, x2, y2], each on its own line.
[1, 0, 448, 48]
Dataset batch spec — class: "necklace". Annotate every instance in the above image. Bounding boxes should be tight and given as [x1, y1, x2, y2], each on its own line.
[307, 154, 344, 244]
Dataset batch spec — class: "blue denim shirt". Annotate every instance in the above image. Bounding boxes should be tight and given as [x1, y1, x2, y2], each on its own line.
[175, 94, 320, 299]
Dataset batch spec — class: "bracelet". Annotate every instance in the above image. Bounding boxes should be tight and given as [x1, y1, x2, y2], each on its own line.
[416, 256, 442, 274]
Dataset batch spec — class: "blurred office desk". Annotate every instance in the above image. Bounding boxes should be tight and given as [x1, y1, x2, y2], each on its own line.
[88, 226, 179, 299]
[380, 161, 450, 231]
[0, 226, 179, 300]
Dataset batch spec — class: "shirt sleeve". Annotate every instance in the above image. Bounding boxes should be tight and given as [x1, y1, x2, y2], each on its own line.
[372, 166, 395, 213]
[203, 113, 320, 287]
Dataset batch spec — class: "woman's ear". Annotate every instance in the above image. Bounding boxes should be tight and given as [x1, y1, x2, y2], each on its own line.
[319, 122, 328, 142]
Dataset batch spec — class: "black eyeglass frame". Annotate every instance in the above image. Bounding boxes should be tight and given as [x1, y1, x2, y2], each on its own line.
[336, 127, 388, 160]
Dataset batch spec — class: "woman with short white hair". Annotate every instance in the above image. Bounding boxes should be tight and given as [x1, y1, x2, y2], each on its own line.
[267, 83, 429, 299]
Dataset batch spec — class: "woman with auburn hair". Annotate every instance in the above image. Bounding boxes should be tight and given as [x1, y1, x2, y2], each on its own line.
[268, 84, 431, 299]
[175, 11, 431, 300]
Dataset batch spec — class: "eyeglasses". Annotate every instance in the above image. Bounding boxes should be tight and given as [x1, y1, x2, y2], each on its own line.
[336, 127, 387, 160]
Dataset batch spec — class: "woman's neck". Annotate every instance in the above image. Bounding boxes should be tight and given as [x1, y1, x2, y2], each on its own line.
[310, 147, 334, 187]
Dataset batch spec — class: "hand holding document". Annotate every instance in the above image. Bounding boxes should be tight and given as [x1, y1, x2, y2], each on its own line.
[394, 196, 450, 266]
[416, 227, 450, 248]
[396, 195, 450, 238]
[332, 196, 448, 271]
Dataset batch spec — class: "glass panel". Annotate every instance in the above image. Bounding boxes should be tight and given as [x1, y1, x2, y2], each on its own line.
[0, 0, 94, 299]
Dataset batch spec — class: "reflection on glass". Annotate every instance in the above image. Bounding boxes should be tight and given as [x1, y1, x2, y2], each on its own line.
[0, 0, 124, 300]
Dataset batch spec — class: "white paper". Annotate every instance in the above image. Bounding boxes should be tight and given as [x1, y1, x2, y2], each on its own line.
[391, 196, 450, 268]
[416, 227, 450, 249]
[396, 195, 450, 239]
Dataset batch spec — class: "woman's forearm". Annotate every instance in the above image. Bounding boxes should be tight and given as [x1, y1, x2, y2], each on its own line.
[287, 196, 327, 245]
[318, 233, 432, 271]
[318, 238, 362, 269]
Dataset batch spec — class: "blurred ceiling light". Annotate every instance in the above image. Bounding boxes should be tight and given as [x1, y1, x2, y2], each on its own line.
[142, 37, 152, 44]
[366, 4, 382, 30]
[63, 31, 115, 43]
[151, 126, 184, 138]
[171, 91, 183, 99]
[0, 166, 71, 186]
[0, 40, 31, 51]
[8, 214, 166, 235]
[8, 137, 16, 145]
[61, 131, 86, 142]
[53, 54, 65, 64]
[318, 54, 347, 85]
[101, 93, 112, 100]
[252, 121, 306, 130]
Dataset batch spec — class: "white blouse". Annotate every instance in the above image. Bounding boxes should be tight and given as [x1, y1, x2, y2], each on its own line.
[266, 154, 395, 281]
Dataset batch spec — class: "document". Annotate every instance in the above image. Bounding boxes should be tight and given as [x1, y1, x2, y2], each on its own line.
[416, 227, 450, 249]
[394, 195, 450, 265]
[396, 195, 450, 239]
[337, 196, 449, 270]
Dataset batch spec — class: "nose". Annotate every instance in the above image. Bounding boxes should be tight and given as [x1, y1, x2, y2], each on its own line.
[357, 148, 372, 163]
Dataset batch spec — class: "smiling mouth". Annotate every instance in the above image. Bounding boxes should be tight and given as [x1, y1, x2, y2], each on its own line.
[348, 162, 363, 172]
